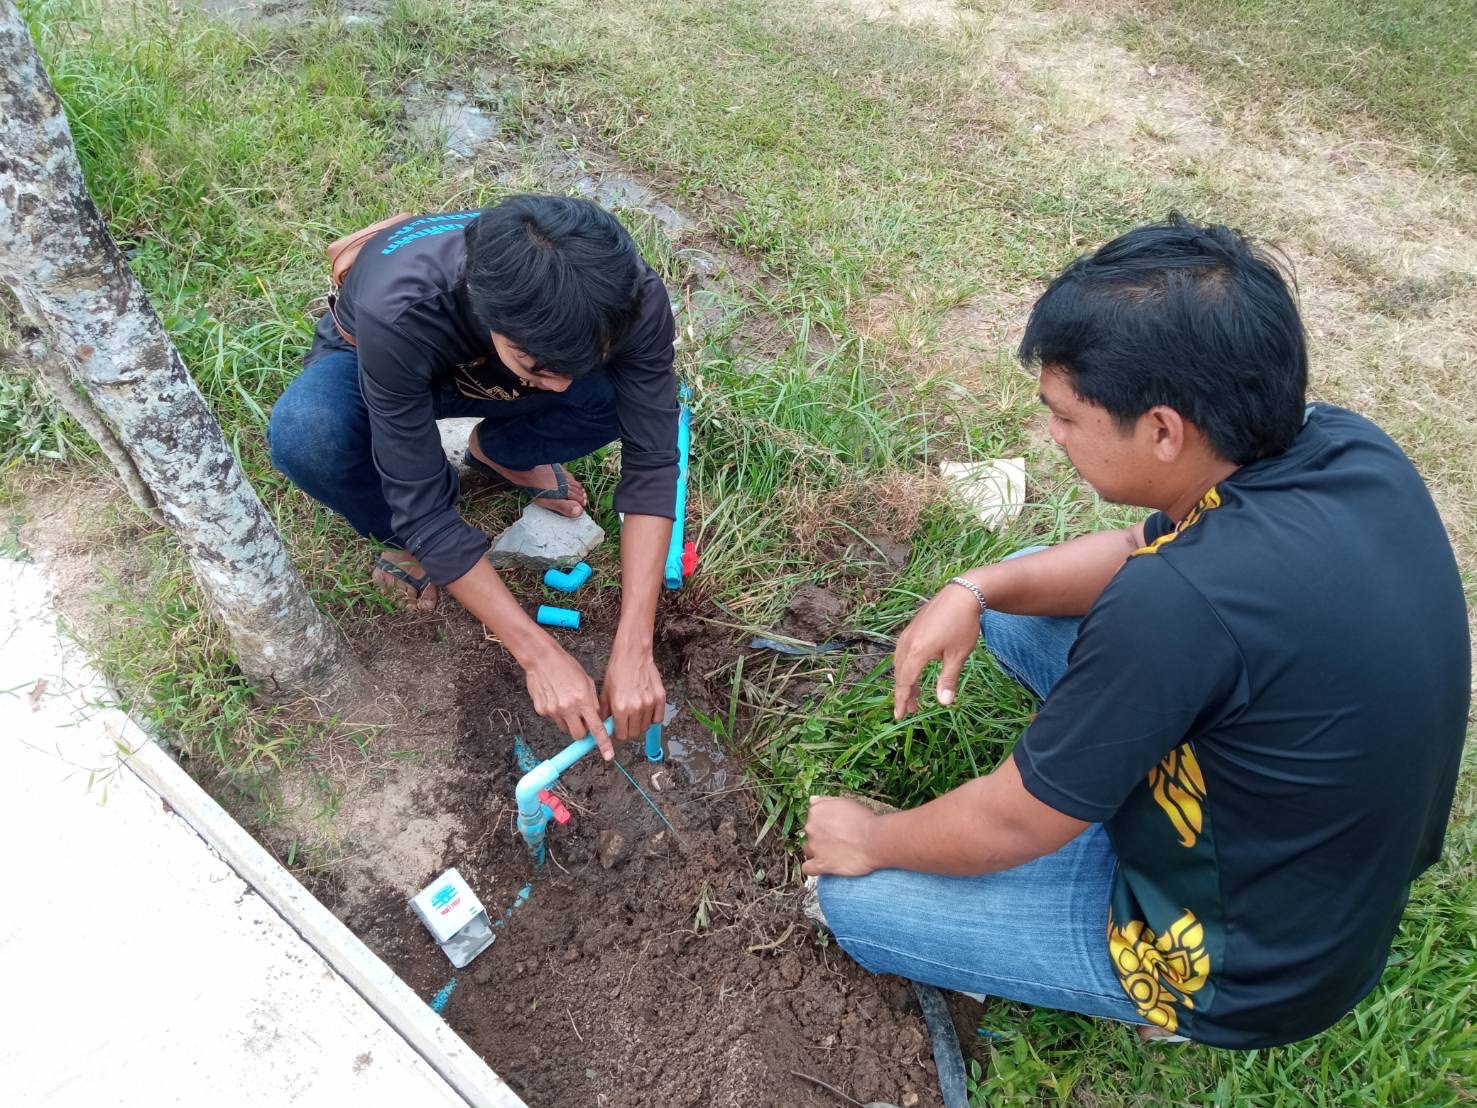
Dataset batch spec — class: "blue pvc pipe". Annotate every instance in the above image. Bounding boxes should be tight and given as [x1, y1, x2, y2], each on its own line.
[513, 735, 562, 825]
[429, 978, 457, 1014]
[492, 883, 533, 929]
[512, 735, 540, 774]
[536, 604, 581, 629]
[663, 391, 692, 591]
[543, 562, 593, 593]
[644, 722, 664, 763]
[515, 719, 612, 865]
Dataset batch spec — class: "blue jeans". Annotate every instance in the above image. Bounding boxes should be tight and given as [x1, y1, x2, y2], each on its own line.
[818, 553, 1147, 1026]
[267, 349, 618, 546]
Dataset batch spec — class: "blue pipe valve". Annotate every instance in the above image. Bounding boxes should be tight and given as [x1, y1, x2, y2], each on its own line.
[515, 719, 612, 866]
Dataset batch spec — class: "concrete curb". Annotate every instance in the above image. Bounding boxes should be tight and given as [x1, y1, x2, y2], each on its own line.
[119, 734, 528, 1108]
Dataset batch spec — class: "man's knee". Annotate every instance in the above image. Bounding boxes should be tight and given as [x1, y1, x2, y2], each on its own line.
[268, 384, 364, 483]
[563, 368, 619, 437]
[568, 364, 617, 410]
[979, 546, 1078, 698]
[816, 874, 883, 938]
[982, 547, 1050, 660]
[816, 872, 917, 977]
[981, 607, 1037, 663]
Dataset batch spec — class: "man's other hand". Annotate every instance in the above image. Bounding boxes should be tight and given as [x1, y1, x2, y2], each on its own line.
[601, 645, 666, 744]
[802, 796, 883, 878]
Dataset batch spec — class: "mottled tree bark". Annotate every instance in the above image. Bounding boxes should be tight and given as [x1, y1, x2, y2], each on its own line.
[0, 2, 375, 713]
[3, 321, 164, 523]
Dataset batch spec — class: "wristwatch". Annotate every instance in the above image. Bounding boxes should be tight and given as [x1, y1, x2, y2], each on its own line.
[946, 575, 988, 613]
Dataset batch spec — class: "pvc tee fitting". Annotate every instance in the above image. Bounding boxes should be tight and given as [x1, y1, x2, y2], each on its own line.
[515, 719, 613, 865]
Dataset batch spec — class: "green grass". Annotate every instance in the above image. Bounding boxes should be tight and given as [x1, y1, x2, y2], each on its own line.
[1123, 0, 1477, 175]
[7, 0, 1475, 1101]
[0, 292, 85, 469]
[89, 529, 339, 770]
[0, 372, 78, 468]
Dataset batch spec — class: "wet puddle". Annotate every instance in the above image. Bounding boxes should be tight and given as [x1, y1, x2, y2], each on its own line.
[404, 84, 502, 159]
[663, 732, 730, 790]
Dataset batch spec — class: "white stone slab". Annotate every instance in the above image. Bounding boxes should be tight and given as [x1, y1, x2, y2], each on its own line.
[439, 416, 482, 467]
[939, 457, 1027, 530]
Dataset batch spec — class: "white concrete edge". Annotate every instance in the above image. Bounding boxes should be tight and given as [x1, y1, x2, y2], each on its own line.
[119, 734, 529, 1108]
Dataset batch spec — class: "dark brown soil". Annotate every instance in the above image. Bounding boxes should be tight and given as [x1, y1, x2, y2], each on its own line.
[327, 587, 954, 1108]
[784, 583, 853, 640]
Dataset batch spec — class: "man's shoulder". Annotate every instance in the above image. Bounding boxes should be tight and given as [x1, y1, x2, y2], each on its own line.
[1090, 546, 1227, 650]
[348, 211, 478, 326]
[608, 261, 677, 365]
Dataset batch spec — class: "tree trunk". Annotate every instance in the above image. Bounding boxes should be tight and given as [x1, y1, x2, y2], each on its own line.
[3, 319, 165, 524]
[0, 2, 375, 714]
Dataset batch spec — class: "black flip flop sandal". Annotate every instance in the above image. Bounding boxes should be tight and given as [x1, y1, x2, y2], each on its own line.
[374, 554, 432, 599]
[463, 452, 575, 505]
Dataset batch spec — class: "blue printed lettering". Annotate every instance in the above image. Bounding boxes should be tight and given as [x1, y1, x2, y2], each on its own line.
[381, 211, 481, 256]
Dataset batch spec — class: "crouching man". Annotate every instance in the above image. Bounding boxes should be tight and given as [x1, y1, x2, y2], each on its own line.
[269, 196, 678, 754]
[802, 214, 1468, 1047]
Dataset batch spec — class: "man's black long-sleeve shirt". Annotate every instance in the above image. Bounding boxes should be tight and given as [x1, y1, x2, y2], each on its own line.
[306, 211, 678, 585]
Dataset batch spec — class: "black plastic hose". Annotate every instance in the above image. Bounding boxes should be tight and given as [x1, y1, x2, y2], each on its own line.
[912, 982, 970, 1108]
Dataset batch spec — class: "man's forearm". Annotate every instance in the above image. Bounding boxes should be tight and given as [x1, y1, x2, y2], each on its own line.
[446, 558, 557, 665]
[863, 755, 1085, 876]
[613, 513, 672, 655]
[960, 523, 1146, 617]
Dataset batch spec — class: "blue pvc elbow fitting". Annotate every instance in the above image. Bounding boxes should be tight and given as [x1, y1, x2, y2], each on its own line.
[644, 722, 664, 763]
[536, 604, 581, 629]
[543, 562, 593, 593]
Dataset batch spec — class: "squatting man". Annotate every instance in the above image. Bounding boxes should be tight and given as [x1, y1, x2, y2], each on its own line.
[802, 215, 1466, 1046]
[270, 196, 676, 757]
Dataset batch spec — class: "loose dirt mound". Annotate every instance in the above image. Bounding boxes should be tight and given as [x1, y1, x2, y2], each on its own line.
[328, 611, 951, 1108]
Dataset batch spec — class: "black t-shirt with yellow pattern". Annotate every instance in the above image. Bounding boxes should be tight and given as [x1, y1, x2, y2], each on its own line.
[1014, 404, 1468, 1048]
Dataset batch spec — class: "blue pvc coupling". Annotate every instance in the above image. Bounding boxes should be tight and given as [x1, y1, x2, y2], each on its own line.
[536, 604, 581, 629]
[518, 811, 548, 867]
[543, 562, 593, 593]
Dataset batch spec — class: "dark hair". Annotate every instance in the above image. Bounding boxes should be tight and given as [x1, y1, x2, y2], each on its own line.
[464, 195, 644, 378]
[1019, 212, 1307, 464]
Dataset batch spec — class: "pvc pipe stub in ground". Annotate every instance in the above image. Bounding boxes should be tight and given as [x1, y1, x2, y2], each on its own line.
[536, 605, 581, 629]
[644, 723, 664, 763]
[543, 562, 593, 593]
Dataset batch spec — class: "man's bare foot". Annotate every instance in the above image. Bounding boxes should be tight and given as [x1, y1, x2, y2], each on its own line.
[371, 550, 439, 612]
[466, 429, 587, 518]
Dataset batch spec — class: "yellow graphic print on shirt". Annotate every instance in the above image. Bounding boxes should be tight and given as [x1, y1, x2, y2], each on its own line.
[1108, 910, 1212, 1032]
[1132, 487, 1222, 557]
[1149, 744, 1207, 848]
